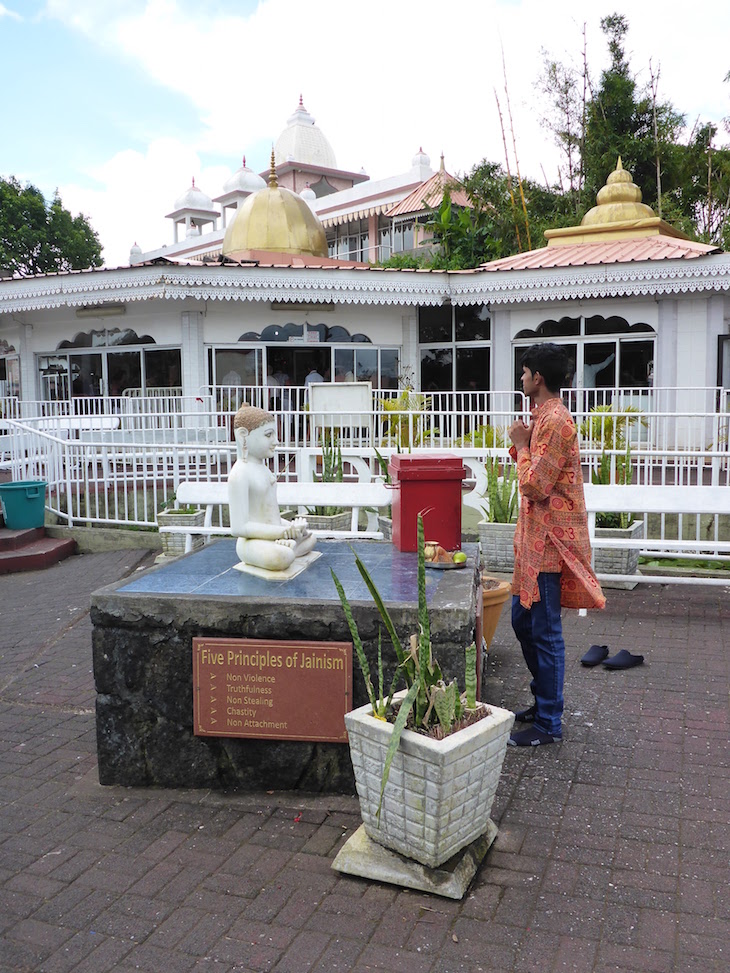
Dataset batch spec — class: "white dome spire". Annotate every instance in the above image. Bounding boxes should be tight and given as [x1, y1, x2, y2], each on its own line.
[275, 94, 337, 169]
[411, 146, 431, 169]
[173, 176, 215, 212]
[222, 155, 266, 196]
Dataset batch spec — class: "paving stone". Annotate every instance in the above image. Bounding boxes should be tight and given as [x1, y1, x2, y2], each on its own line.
[2, 553, 729, 971]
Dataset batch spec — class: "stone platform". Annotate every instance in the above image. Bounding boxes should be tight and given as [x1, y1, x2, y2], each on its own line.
[91, 538, 480, 793]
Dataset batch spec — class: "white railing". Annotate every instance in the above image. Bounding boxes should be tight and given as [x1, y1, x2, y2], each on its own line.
[2, 389, 730, 559]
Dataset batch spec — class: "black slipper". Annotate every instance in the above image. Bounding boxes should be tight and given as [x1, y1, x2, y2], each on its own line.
[508, 726, 561, 747]
[602, 649, 644, 670]
[581, 644, 609, 667]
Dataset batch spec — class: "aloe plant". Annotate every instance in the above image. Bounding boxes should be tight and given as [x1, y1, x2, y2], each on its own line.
[332, 514, 478, 817]
[308, 436, 346, 516]
[478, 456, 518, 523]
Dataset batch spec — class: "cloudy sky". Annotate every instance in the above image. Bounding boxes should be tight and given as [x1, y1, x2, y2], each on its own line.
[2, 0, 729, 267]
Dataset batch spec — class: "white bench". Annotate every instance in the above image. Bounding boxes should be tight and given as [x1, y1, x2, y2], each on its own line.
[583, 483, 730, 585]
[159, 478, 391, 553]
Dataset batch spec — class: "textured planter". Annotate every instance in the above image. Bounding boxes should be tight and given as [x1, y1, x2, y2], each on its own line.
[345, 694, 514, 868]
[157, 509, 205, 556]
[378, 514, 392, 540]
[593, 519, 644, 587]
[477, 521, 516, 574]
[300, 510, 351, 531]
[481, 575, 512, 650]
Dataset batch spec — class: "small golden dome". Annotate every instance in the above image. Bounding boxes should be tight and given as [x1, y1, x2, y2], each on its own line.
[581, 157, 656, 226]
[222, 150, 328, 258]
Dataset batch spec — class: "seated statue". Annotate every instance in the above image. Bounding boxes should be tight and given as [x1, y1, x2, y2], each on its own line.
[228, 404, 317, 573]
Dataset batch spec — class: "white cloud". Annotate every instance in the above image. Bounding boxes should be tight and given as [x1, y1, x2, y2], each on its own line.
[0, 3, 22, 20]
[43, 0, 730, 264]
[59, 138, 231, 267]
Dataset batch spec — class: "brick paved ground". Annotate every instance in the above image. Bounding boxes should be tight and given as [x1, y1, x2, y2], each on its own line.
[1, 550, 728, 972]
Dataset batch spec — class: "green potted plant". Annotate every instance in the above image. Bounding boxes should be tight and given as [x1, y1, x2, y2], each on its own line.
[331, 515, 514, 869]
[300, 438, 352, 531]
[156, 492, 205, 557]
[589, 446, 644, 583]
[476, 455, 519, 574]
[581, 406, 645, 585]
[379, 387, 438, 450]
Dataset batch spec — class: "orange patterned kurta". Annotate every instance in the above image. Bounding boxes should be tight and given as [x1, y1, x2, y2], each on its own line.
[510, 398, 606, 611]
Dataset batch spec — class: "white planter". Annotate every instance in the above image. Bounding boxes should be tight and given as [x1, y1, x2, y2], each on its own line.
[477, 520, 516, 574]
[283, 509, 351, 531]
[378, 514, 392, 540]
[157, 510, 205, 556]
[593, 519, 644, 584]
[345, 694, 514, 868]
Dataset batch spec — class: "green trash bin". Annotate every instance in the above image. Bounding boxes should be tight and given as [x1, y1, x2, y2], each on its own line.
[0, 480, 48, 530]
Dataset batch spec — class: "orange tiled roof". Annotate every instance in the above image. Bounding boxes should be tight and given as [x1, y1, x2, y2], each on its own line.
[481, 235, 720, 271]
[385, 169, 471, 218]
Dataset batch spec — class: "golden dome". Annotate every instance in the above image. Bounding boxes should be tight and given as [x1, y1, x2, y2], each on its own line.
[221, 151, 328, 258]
[581, 157, 656, 226]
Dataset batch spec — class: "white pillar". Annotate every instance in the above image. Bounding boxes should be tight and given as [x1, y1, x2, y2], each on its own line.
[180, 309, 206, 398]
[401, 311, 418, 388]
[19, 322, 36, 408]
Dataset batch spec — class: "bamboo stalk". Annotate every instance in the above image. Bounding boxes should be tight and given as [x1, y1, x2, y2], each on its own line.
[501, 47, 531, 249]
[494, 89, 523, 251]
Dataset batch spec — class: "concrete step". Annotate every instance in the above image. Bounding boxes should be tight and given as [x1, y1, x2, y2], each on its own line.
[0, 526, 46, 552]
[0, 530, 77, 574]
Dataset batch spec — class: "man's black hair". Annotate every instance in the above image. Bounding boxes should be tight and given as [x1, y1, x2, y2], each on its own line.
[520, 343, 571, 394]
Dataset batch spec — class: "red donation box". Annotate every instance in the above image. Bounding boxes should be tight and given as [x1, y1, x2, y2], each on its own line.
[388, 453, 466, 552]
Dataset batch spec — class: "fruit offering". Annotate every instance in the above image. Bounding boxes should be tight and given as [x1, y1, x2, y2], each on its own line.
[424, 543, 466, 564]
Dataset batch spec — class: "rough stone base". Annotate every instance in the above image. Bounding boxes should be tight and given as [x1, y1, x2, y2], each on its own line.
[91, 538, 480, 793]
[332, 820, 498, 899]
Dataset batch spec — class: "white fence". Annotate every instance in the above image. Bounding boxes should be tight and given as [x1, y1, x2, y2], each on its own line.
[1, 388, 729, 556]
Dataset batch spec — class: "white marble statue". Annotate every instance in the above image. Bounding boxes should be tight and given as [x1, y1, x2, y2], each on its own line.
[228, 404, 317, 574]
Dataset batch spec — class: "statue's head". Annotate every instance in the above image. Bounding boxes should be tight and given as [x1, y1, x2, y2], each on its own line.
[233, 404, 276, 459]
[233, 404, 274, 433]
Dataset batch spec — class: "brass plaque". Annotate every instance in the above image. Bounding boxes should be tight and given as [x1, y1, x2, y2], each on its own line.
[193, 638, 352, 743]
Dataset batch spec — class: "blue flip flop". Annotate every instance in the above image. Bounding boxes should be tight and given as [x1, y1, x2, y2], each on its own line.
[602, 649, 644, 670]
[581, 644, 609, 667]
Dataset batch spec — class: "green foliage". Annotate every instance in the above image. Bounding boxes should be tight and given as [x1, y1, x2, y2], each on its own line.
[331, 515, 479, 817]
[591, 447, 632, 529]
[479, 457, 519, 524]
[158, 492, 197, 515]
[378, 252, 428, 269]
[582, 14, 685, 213]
[373, 447, 393, 484]
[535, 12, 730, 245]
[379, 388, 435, 450]
[579, 404, 644, 451]
[308, 437, 346, 516]
[581, 405, 643, 529]
[0, 176, 103, 276]
[331, 573, 400, 719]
[455, 424, 505, 449]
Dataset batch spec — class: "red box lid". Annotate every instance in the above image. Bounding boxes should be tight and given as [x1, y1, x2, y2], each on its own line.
[388, 453, 466, 481]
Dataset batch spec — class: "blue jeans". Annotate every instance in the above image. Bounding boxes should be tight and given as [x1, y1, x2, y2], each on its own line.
[511, 572, 565, 737]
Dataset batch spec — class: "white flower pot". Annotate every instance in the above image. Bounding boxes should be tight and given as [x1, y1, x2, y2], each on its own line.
[157, 509, 205, 556]
[345, 694, 514, 868]
[477, 520, 516, 574]
[594, 519, 644, 586]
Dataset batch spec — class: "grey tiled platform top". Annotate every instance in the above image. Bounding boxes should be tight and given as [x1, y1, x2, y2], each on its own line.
[117, 538, 479, 604]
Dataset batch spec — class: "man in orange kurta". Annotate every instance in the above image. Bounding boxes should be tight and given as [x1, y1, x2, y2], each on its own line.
[507, 343, 605, 747]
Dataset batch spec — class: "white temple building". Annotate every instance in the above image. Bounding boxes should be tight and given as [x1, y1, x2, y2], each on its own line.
[1, 96, 729, 411]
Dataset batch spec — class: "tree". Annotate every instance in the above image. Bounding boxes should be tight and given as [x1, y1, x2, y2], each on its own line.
[582, 14, 685, 210]
[536, 43, 587, 210]
[0, 176, 103, 277]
